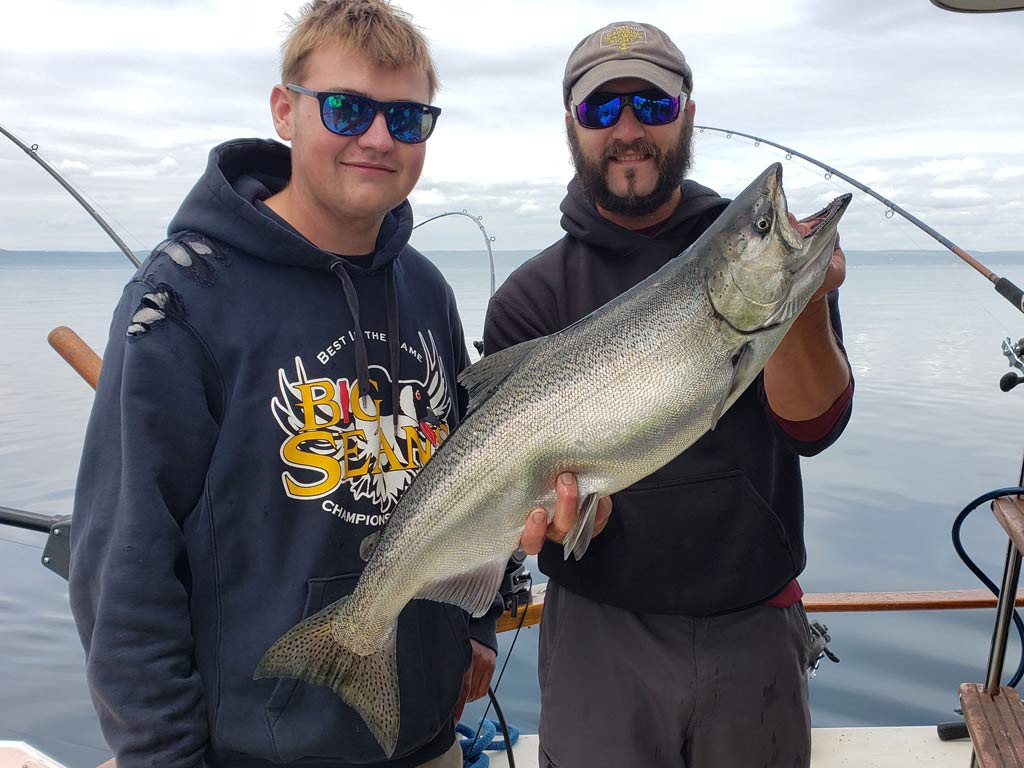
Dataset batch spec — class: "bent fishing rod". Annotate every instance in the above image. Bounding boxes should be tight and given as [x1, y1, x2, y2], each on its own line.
[1, 124, 140, 267]
[696, 124, 1024, 315]
[413, 210, 498, 297]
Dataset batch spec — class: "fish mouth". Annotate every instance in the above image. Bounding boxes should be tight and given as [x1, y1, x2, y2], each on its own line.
[786, 192, 852, 286]
[800, 194, 852, 240]
[768, 163, 852, 256]
[719, 190, 853, 337]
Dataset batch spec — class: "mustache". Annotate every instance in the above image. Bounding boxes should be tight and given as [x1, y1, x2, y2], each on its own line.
[602, 140, 660, 164]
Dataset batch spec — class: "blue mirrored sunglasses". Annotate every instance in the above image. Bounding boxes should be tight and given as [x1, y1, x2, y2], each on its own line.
[574, 90, 684, 129]
[286, 84, 441, 144]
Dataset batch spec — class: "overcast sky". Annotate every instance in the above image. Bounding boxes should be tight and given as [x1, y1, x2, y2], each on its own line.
[1, 0, 1022, 254]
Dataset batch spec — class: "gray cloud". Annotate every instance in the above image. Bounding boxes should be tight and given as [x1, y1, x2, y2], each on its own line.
[2, 0, 1023, 254]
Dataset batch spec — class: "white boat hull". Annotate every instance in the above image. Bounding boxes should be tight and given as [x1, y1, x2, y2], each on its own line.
[1, 728, 974, 767]
[482, 727, 973, 768]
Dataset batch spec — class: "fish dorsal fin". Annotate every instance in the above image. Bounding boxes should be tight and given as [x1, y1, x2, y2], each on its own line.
[563, 492, 601, 561]
[709, 343, 755, 430]
[415, 558, 507, 617]
[458, 337, 543, 417]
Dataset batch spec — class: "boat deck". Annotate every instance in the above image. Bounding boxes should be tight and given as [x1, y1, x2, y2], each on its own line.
[483, 727, 973, 768]
[0, 728, 975, 767]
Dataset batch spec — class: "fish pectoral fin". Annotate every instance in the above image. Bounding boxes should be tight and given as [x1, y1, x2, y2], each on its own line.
[359, 531, 381, 562]
[415, 558, 507, 617]
[709, 343, 755, 431]
[457, 337, 543, 417]
[563, 492, 601, 562]
[254, 598, 402, 758]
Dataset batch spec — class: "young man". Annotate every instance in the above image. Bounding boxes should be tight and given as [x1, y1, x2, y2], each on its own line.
[484, 21, 854, 768]
[69, 2, 579, 766]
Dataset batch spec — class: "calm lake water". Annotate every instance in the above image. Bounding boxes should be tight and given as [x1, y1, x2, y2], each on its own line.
[2, 248, 1024, 766]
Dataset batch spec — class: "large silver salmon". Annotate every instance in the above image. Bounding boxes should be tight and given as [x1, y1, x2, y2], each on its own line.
[256, 163, 852, 756]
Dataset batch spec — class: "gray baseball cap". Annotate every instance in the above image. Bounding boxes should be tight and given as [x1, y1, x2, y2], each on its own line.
[563, 22, 692, 108]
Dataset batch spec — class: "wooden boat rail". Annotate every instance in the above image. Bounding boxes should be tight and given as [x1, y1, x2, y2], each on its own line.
[497, 585, 1024, 633]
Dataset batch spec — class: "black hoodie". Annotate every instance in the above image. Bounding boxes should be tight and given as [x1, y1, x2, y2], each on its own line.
[484, 178, 852, 616]
[70, 139, 498, 768]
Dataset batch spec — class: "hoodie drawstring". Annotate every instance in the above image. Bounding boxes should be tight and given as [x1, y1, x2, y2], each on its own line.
[330, 259, 402, 434]
[330, 261, 372, 403]
[385, 264, 401, 434]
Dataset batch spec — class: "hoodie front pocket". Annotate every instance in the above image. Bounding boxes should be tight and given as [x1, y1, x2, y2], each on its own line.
[596, 469, 798, 614]
[264, 572, 470, 763]
[263, 573, 357, 717]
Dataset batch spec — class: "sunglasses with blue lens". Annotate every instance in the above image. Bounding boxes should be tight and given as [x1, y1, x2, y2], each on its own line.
[286, 84, 441, 144]
[574, 89, 684, 130]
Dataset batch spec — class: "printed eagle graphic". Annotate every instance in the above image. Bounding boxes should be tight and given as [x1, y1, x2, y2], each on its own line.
[271, 330, 452, 510]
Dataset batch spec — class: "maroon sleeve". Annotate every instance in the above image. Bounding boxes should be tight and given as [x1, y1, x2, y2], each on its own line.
[770, 381, 853, 443]
[766, 579, 804, 609]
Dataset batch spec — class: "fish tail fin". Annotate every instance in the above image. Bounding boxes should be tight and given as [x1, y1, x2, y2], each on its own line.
[255, 597, 401, 757]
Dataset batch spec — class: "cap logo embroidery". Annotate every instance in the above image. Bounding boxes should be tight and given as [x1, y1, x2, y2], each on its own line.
[600, 25, 647, 51]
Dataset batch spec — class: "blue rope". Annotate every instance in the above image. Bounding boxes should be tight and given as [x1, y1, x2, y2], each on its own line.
[457, 719, 520, 768]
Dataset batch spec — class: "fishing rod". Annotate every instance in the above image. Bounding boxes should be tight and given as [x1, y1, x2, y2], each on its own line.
[695, 124, 1024, 315]
[0, 503, 72, 579]
[413, 210, 498, 297]
[0, 504, 60, 534]
[0, 124, 140, 267]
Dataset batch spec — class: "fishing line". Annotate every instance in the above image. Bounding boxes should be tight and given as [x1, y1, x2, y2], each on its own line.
[485, 688, 516, 768]
[862, 202, 1011, 337]
[468, 573, 532, 758]
[0, 536, 44, 551]
[6, 133, 151, 256]
[51, 167, 151, 256]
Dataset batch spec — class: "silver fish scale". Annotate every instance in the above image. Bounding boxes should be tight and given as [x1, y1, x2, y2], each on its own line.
[341, 254, 751, 644]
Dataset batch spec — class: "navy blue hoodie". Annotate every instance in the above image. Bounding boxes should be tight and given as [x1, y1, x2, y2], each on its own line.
[70, 138, 497, 768]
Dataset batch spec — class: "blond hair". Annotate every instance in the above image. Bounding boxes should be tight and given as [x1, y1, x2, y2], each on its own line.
[281, 0, 439, 99]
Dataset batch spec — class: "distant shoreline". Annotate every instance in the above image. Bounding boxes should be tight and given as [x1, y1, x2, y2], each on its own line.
[4, 248, 1024, 268]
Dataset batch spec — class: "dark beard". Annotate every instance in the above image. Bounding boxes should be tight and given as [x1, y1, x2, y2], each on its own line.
[568, 117, 694, 217]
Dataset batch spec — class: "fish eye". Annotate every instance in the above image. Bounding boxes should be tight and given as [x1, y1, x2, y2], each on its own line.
[754, 214, 772, 234]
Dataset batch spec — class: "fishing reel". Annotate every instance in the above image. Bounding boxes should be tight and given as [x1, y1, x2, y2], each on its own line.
[807, 620, 840, 679]
[999, 337, 1024, 391]
[499, 549, 532, 618]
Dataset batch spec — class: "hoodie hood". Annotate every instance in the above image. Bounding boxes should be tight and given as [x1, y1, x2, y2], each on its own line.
[560, 176, 729, 256]
[167, 137, 416, 427]
[167, 138, 413, 274]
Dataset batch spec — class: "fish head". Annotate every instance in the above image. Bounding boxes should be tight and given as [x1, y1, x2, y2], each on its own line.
[706, 163, 852, 334]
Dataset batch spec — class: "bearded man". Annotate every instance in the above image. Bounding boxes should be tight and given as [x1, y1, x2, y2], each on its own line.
[484, 21, 854, 768]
